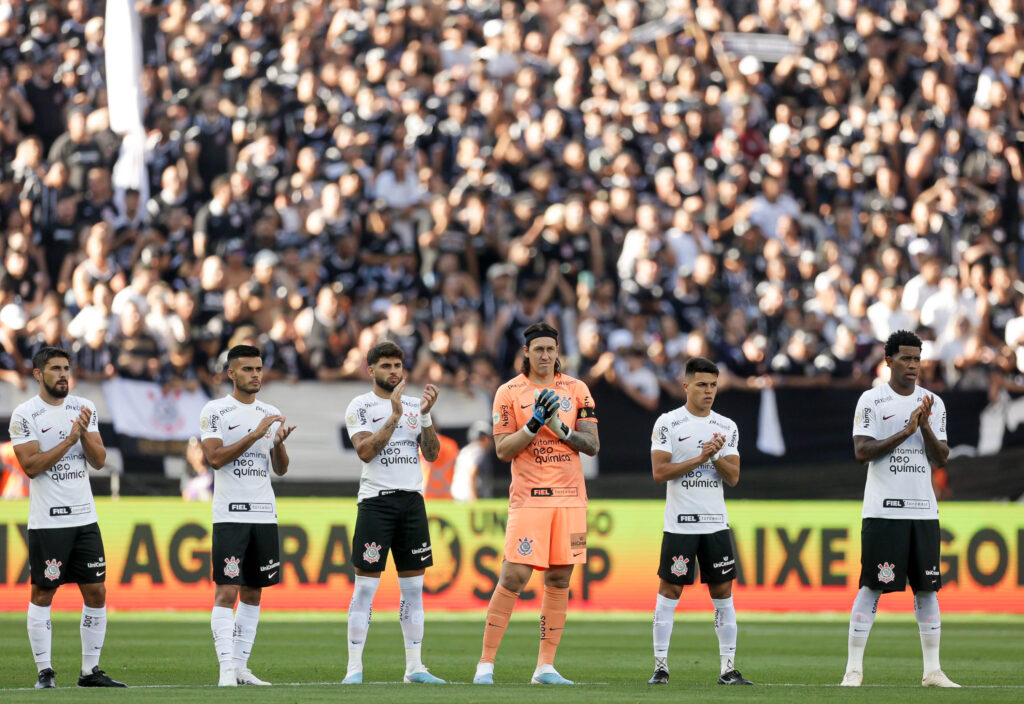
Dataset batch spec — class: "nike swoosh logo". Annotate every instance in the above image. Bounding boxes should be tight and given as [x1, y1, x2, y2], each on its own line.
[35, 651, 45, 656]
[721, 567, 734, 574]
[573, 551, 584, 557]
[372, 416, 385, 423]
[95, 571, 105, 576]
[882, 415, 894, 421]
[678, 436, 691, 442]
[41, 427, 52, 433]
[228, 424, 240, 430]
[521, 403, 532, 409]
[268, 571, 278, 579]
[420, 555, 430, 561]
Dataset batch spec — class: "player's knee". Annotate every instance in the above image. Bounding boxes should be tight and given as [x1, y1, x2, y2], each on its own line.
[239, 586, 262, 605]
[658, 581, 683, 600]
[81, 583, 106, 607]
[708, 581, 733, 599]
[214, 585, 239, 607]
[31, 586, 57, 607]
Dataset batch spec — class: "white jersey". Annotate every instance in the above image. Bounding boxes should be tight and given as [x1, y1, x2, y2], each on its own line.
[651, 406, 739, 534]
[199, 395, 281, 524]
[346, 391, 424, 503]
[9, 395, 99, 530]
[853, 384, 946, 520]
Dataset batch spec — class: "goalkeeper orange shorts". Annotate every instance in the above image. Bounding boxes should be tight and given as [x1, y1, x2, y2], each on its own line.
[503, 506, 587, 569]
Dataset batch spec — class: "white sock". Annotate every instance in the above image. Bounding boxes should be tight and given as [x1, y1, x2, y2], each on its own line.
[914, 591, 941, 675]
[652, 593, 678, 671]
[347, 576, 380, 676]
[711, 597, 737, 674]
[398, 575, 425, 673]
[232, 602, 260, 672]
[80, 605, 107, 675]
[27, 603, 52, 672]
[475, 661, 494, 677]
[533, 663, 557, 676]
[847, 587, 882, 673]
[211, 606, 235, 669]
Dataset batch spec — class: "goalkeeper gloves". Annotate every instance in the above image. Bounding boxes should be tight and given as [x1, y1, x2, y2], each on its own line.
[525, 388, 560, 436]
[545, 403, 572, 441]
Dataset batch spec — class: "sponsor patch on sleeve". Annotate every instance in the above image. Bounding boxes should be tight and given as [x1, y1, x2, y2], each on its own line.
[577, 407, 596, 420]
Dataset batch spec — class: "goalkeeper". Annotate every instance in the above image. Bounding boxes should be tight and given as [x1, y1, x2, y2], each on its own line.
[473, 322, 600, 686]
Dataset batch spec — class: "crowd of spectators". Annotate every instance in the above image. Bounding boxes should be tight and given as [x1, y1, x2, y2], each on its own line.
[0, 0, 1023, 408]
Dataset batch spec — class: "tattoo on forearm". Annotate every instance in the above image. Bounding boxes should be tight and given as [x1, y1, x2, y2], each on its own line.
[567, 424, 599, 454]
[420, 425, 440, 460]
[369, 417, 400, 457]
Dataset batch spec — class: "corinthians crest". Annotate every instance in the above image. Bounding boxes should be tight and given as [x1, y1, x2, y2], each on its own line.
[877, 561, 896, 584]
[43, 558, 62, 581]
[363, 541, 382, 564]
[517, 537, 533, 557]
[670, 555, 689, 577]
[223, 556, 241, 578]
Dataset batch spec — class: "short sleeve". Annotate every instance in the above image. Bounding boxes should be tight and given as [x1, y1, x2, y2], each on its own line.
[720, 420, 740, 458]
[492, 385, 517, 435]
[929, 395, 947, 442]
[650, 414, 671, 453]
[8, 413, 36, 447]
[86, 402, 99, 432]
[345, 398, 371, 437]
[853, 393, 878, 439]
[574, 380, 597, 423]
[199, 403, 222, 441]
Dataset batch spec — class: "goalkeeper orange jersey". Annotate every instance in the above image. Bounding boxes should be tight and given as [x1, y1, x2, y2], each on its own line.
[491, 373, 597, 509]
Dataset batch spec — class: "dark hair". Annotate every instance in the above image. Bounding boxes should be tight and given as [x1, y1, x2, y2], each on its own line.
[521, 322, 561, 376]
[32, 346, 69, 371]
[227, 344, 262, 363]
[367, 340, 404, 366]
[685, 356, 719, 376]
[884, 330, 922, 358]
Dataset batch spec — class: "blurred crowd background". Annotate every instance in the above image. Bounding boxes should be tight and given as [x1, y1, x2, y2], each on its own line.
[0, 0, 1023, 409]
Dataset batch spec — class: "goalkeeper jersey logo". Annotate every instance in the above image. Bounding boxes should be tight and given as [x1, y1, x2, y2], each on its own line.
[877, 561, 896, 584]
[223, 556, 241, 578]
[517, 537, 534, 557]
[670, 555, 689, 577]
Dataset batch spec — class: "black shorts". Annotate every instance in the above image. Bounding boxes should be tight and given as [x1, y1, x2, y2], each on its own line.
[657, 529, 737, 586]
[859, 518, 942, 593]
[29, 523, 106, 587]
[212, 523, 281, 587]
[352, 491, 433, 572]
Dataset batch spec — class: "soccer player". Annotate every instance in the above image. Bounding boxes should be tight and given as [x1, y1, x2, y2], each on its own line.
[473, 322, 599, 686]
[199, 344, 295, 687]
[11, 346, 126, 688]
[647, 357, 751, 686]
[342, 340, 445, 685]
[842, 330, 958, 687]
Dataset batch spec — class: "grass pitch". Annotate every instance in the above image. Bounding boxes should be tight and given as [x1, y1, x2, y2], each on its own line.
[1, 611, 1022, 703]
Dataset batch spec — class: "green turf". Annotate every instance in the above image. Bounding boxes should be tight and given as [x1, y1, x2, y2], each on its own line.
[1, 612, 1022, 703]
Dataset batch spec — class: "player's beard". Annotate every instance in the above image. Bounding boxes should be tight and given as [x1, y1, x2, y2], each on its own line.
[236, 379, 261, 394]
[375, 373, 401, 392]
[43, 379, 69, 398]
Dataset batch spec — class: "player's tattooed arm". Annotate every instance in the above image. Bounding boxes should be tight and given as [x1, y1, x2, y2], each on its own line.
[566, 420, 600, 456]
[353, 414, 402, 462]
[419, 423, 440, 462]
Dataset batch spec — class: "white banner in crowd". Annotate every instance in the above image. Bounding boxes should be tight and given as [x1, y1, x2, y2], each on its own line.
[101, 378, 210, 441]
